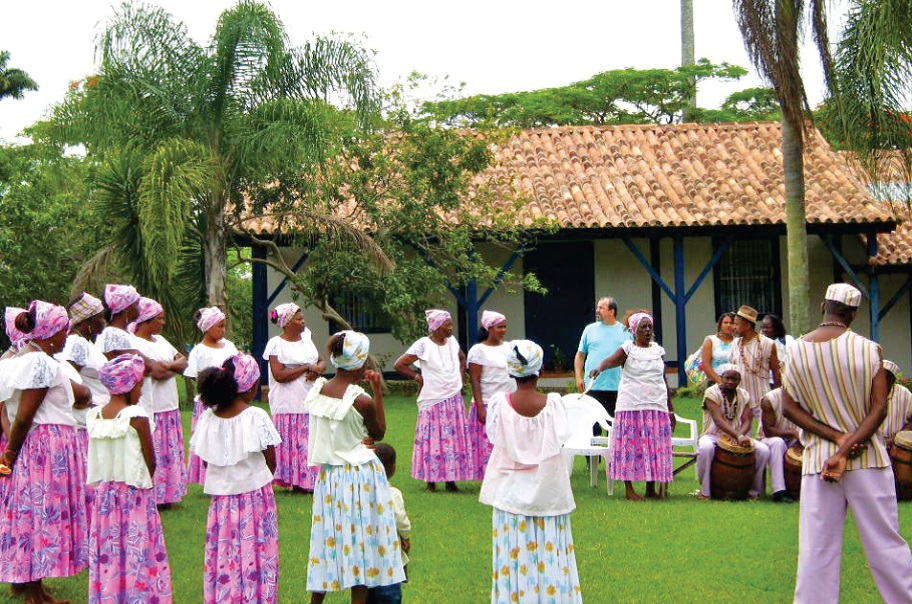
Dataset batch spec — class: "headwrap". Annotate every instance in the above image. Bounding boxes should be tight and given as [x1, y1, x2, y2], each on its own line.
[716, 363, 739, 377]
[627, 312, 653, 334]
[227, 353, 260, 393]
[330, 330, 370, 370]
[197, 306, 226, 333]
[104, 284, 140, 316]
[269, 303, 300, 329]
[425, 309, 451, 332]
[99, 353, 146, 395]
[127, 297, 164, 333]
[26, 300, 71, 341]
[4, 307, 28, 347]
[506, 340, 544, 378]
[481, 310, 506, 330]
[68, 292, 104, 324]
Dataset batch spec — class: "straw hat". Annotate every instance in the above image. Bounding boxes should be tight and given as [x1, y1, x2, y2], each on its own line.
[735, 305, 758, 325]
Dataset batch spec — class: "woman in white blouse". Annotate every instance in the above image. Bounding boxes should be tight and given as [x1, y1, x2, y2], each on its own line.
[59, 292, 109, 407]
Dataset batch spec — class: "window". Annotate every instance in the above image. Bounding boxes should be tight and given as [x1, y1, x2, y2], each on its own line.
[713, 238, 781, 317]
[329, 291, 391, 334]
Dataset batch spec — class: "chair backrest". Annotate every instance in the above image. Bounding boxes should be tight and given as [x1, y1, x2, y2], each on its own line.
[561, 394, 612, 447]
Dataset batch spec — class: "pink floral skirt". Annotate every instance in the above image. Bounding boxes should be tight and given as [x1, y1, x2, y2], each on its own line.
[153, 409, 187, 505]
[204, 483, 279, 604]
[0, 423, 88, 582]
[411, 394, 475, 482]
[608, 410, 673, 483]
[467, 402, 493, 481]
[187, 398, 208, 485]
[88, 482, 172, 603]
[272, 413, 316, 491]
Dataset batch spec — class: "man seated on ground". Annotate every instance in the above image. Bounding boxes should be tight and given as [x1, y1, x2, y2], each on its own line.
[881, 360, 912, 449]
[695, 366, 771, 500]
[759, 387, 800, 503]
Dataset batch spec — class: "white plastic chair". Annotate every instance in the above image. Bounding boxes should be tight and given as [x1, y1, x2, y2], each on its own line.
[659, 413, 699, 497]
[561, 394, 615, 495]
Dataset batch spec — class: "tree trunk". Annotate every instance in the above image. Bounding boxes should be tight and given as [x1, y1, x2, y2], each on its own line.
[782, 118, 811, 334]
[204, 197, 228, 308]
[680, 0, 696, 121]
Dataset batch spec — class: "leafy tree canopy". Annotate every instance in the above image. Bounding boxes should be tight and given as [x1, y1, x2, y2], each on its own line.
[0, 50, 38, 103]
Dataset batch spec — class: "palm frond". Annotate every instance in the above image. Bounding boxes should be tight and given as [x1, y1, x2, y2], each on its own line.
[69, 245, 122, 300]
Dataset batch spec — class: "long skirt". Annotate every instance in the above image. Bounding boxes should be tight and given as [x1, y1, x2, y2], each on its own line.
[0, 423, 88, 582]
[608, 409, 673, 482]
[153, 409, 187, 505]
[468, 402, 493, 481]
[75, 427, 95, 535]
[187, 398, 208, 485]
[272, 413, 317, 491]
[307, 460, 406, 592]
[204, 483, 279, 604]
[491, 508, 582, 604]
[411, 394, 475, 482]
[89, 482, 172, 604]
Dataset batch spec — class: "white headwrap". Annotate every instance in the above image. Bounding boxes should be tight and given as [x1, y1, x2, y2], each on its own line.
[506, 340, 544, 378]
[331, 331, 370, 370]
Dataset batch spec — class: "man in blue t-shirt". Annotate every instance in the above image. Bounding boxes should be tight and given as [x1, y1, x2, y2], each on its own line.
[574, 296, 632, 432]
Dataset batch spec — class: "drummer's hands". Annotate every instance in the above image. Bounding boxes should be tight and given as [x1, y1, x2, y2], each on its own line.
[821, 453, 847, 483]
[736, 434, 751, 447]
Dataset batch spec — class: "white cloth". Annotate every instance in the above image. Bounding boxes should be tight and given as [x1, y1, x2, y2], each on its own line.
[135, 335, 181, 413]
[86, 404, 155, 489]
[0, 352, 76, 427]
[58, 333, 110, 407]
[406, 336, 463, 409]
[96, 326, 138, 355]
[184, 339, 239, 378]
[190, 406, 281, 495]
[466, 342, 515, 405]
[615, 341, 669, 413]
[389, 485, 412, 566]
[263, 332, 319, 415]
[480, 392, 575, 516]
[303, 377, 376, 466]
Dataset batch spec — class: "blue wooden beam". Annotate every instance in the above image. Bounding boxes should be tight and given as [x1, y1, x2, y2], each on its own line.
[818, 235, 869, 297]
[478, 251, 521, 307]
[867, 232, 880, 342]
[879, 273, 912, 322]
[465, 279, 479, 345]
[684, 237, 732, 304]
[621, 236, 675, 300]
[267, 253, 308, 306]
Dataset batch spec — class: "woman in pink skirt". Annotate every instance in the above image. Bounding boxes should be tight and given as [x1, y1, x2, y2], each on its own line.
[87, 354, 173, 603]
[132, 297, 189, 507]
[591, 310, 676, 501]
[394, 309, 474, 492]
[0, 301, 91, 604]
[467, 310, 514, 480]
[263, 302, 324, 492]
[97, 284, 143, 360]
[185, 307, 239, 485]
[191, 353, 281, 604]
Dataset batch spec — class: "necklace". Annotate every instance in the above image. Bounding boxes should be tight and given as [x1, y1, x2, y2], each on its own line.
[819, 321, 848, 329]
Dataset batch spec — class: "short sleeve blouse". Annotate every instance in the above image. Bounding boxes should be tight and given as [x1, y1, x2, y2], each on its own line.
[615, 341, 669, 413]
[136, 335, 181, 413]
[262, 331, 320, 415]
[0, 352, 76, 427]
[466, 342, 515, 405]
[57, 333, 110, 407]
[96, 326, 138, 355]
[406, 336, 463, 408]
[185, 339, 239, 378]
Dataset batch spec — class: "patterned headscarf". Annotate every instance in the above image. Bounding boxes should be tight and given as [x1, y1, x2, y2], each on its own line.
[68, 292, 104, 325]
[506, 340, 544, 378]
[26, 300, 71, 341]
[128, 297, 164, 334]
[330, 330, 370, 370]
[425, 309, 451, 332]
[228, 353, 260, 393]
[99, 353, 146, 395]
[627, 312, 653, 334]
[104, 284, 140, 316]
[4, 307, 28, 347]
[270, 303, 300, 329]
[197, 306, 226, 334]
[481, 310, 506, 330]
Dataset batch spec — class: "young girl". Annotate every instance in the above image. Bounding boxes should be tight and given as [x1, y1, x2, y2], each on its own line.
[191, 353, 281, 604]
[88, 354, 173, 604]
[185, 306, 239, 485]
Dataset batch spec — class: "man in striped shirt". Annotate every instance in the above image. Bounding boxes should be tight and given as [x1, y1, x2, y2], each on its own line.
[882, 360, 912, 447]
[731, 305, 780, 435]
[782, 283, 912, 603]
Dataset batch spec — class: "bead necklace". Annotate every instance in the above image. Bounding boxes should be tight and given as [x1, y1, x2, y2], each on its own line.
[818, 321, 848, 329]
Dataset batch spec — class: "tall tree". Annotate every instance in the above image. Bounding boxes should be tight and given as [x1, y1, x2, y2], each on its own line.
[681, 0, 697, 121]
[0, 50, 38, 103]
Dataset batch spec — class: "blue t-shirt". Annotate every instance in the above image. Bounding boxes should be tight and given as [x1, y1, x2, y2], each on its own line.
[578, 321, 632, 391]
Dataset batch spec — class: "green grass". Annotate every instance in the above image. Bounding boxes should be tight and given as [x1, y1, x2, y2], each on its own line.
[5, 396, 910, 603]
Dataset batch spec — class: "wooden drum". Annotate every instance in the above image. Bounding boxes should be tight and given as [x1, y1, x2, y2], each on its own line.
[891, 431, 912, 502]
[784, 443, 804, 500]
[710, 434, 755, 500]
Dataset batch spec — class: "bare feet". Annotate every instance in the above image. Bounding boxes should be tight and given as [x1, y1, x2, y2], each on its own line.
[445, 482, 458, 492]
[425, 482, 437, 492]
[626, 491, 645, 501]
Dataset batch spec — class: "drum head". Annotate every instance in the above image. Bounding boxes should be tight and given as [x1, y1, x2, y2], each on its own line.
[786, 444, 804, 464]
[718, 433, 754, 454]
[895, 431, 912, 451]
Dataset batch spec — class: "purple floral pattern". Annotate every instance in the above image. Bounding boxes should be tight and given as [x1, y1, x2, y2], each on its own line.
[153, 409, 187, 504]
[271, 413, 316, 490]
[468, 403, 494, 481]
[411, 393, 475, 482]
[608, 410, 673, 482]
[187, 398, 208, 485]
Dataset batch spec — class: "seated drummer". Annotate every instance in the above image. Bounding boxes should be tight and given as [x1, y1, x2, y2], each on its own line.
[881, 360, 912, 449]
[759, 387, 800, 503]
[695, 366, 771, 500]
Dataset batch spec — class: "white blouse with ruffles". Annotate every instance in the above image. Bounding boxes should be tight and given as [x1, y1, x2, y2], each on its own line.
[466, 342, 515, 405]
[96, 326, 138, 355]
[615, 341, 669, 413]
[184, 340, 239, 379]
[58, 333, 110, 407]
[0, 351, 76, 427]
[405, 336, 463, 409]
[86, 404, 155, 489]
[262, 331, 319, 415]
[304, 377, 375, 466]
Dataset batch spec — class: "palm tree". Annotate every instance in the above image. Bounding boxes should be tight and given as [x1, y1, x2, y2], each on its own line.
[0, 50, 38, 102]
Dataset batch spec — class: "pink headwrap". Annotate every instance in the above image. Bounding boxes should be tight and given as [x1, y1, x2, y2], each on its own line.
[197, 306, 226, 333]
[425, 309, 451, 332]
[99, 353, 146, 395]
[628, 312, 653, 334]
[104, 284, 140, 315]
[68, 292, 104, 324]
[25, 300, 71, 341]
[128, 297, 164, 333]
[481, 310, 506, 330]
[269, 303, 300, 329]
[228, 353, 260, 392]
[4, 307, 28, 347]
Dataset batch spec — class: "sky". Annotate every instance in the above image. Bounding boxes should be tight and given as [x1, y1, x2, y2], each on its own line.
[0, 0, 845, 142]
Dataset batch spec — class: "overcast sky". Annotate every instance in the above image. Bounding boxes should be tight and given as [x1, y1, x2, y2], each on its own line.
[0, 0, 845, 142]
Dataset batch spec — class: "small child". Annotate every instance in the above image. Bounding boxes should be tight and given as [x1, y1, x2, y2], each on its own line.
[367, 443, 412, 604]
[88, 353, 173, 604]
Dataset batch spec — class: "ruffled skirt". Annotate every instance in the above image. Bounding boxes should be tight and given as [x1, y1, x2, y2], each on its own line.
[608, 409, 673, 482]
[187, 398, 208, 485]
[88, 482, 172, 603]
[204, 484, 279, 604]
[411, 394, 475, 482]
[272, 413, 317, 490]
[307, 460, 405, 592]
[153, 409, 187, 505]
[0, 423, 88, 582]
[468, 402, 493, 481]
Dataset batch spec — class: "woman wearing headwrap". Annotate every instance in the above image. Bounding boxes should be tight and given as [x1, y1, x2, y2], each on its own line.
[479, 340, 582, 603]
[185, 306, 239, 485]
[263, 302, 325, 492]
[304, 331, 405, 603]
[132, 297, 189, 507]
[467, 310, 515, 480]
[0, 300, 92, 604]
[97, 284, 143, 360]
[1, 306, 28, 452]
[58, 292, 109, 407]
[591, 309, 675, 501]
[394, 309, 475, 492]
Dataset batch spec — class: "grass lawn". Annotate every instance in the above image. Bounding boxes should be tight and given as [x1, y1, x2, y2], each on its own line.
[8, 395, 911, 603]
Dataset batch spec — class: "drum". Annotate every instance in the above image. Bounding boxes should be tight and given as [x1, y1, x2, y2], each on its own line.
[710, 434, 755, 500]
[784, 443, 803, 500]
[890, 431, 912, 501]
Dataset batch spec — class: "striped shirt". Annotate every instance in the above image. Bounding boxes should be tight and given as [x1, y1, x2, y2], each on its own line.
[731, 334, 776, 408]
[882, 384, 912, 442]
[783, 331, 889, 475]
[701, 385, 751, 437]
[757, 387, 797, 439]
